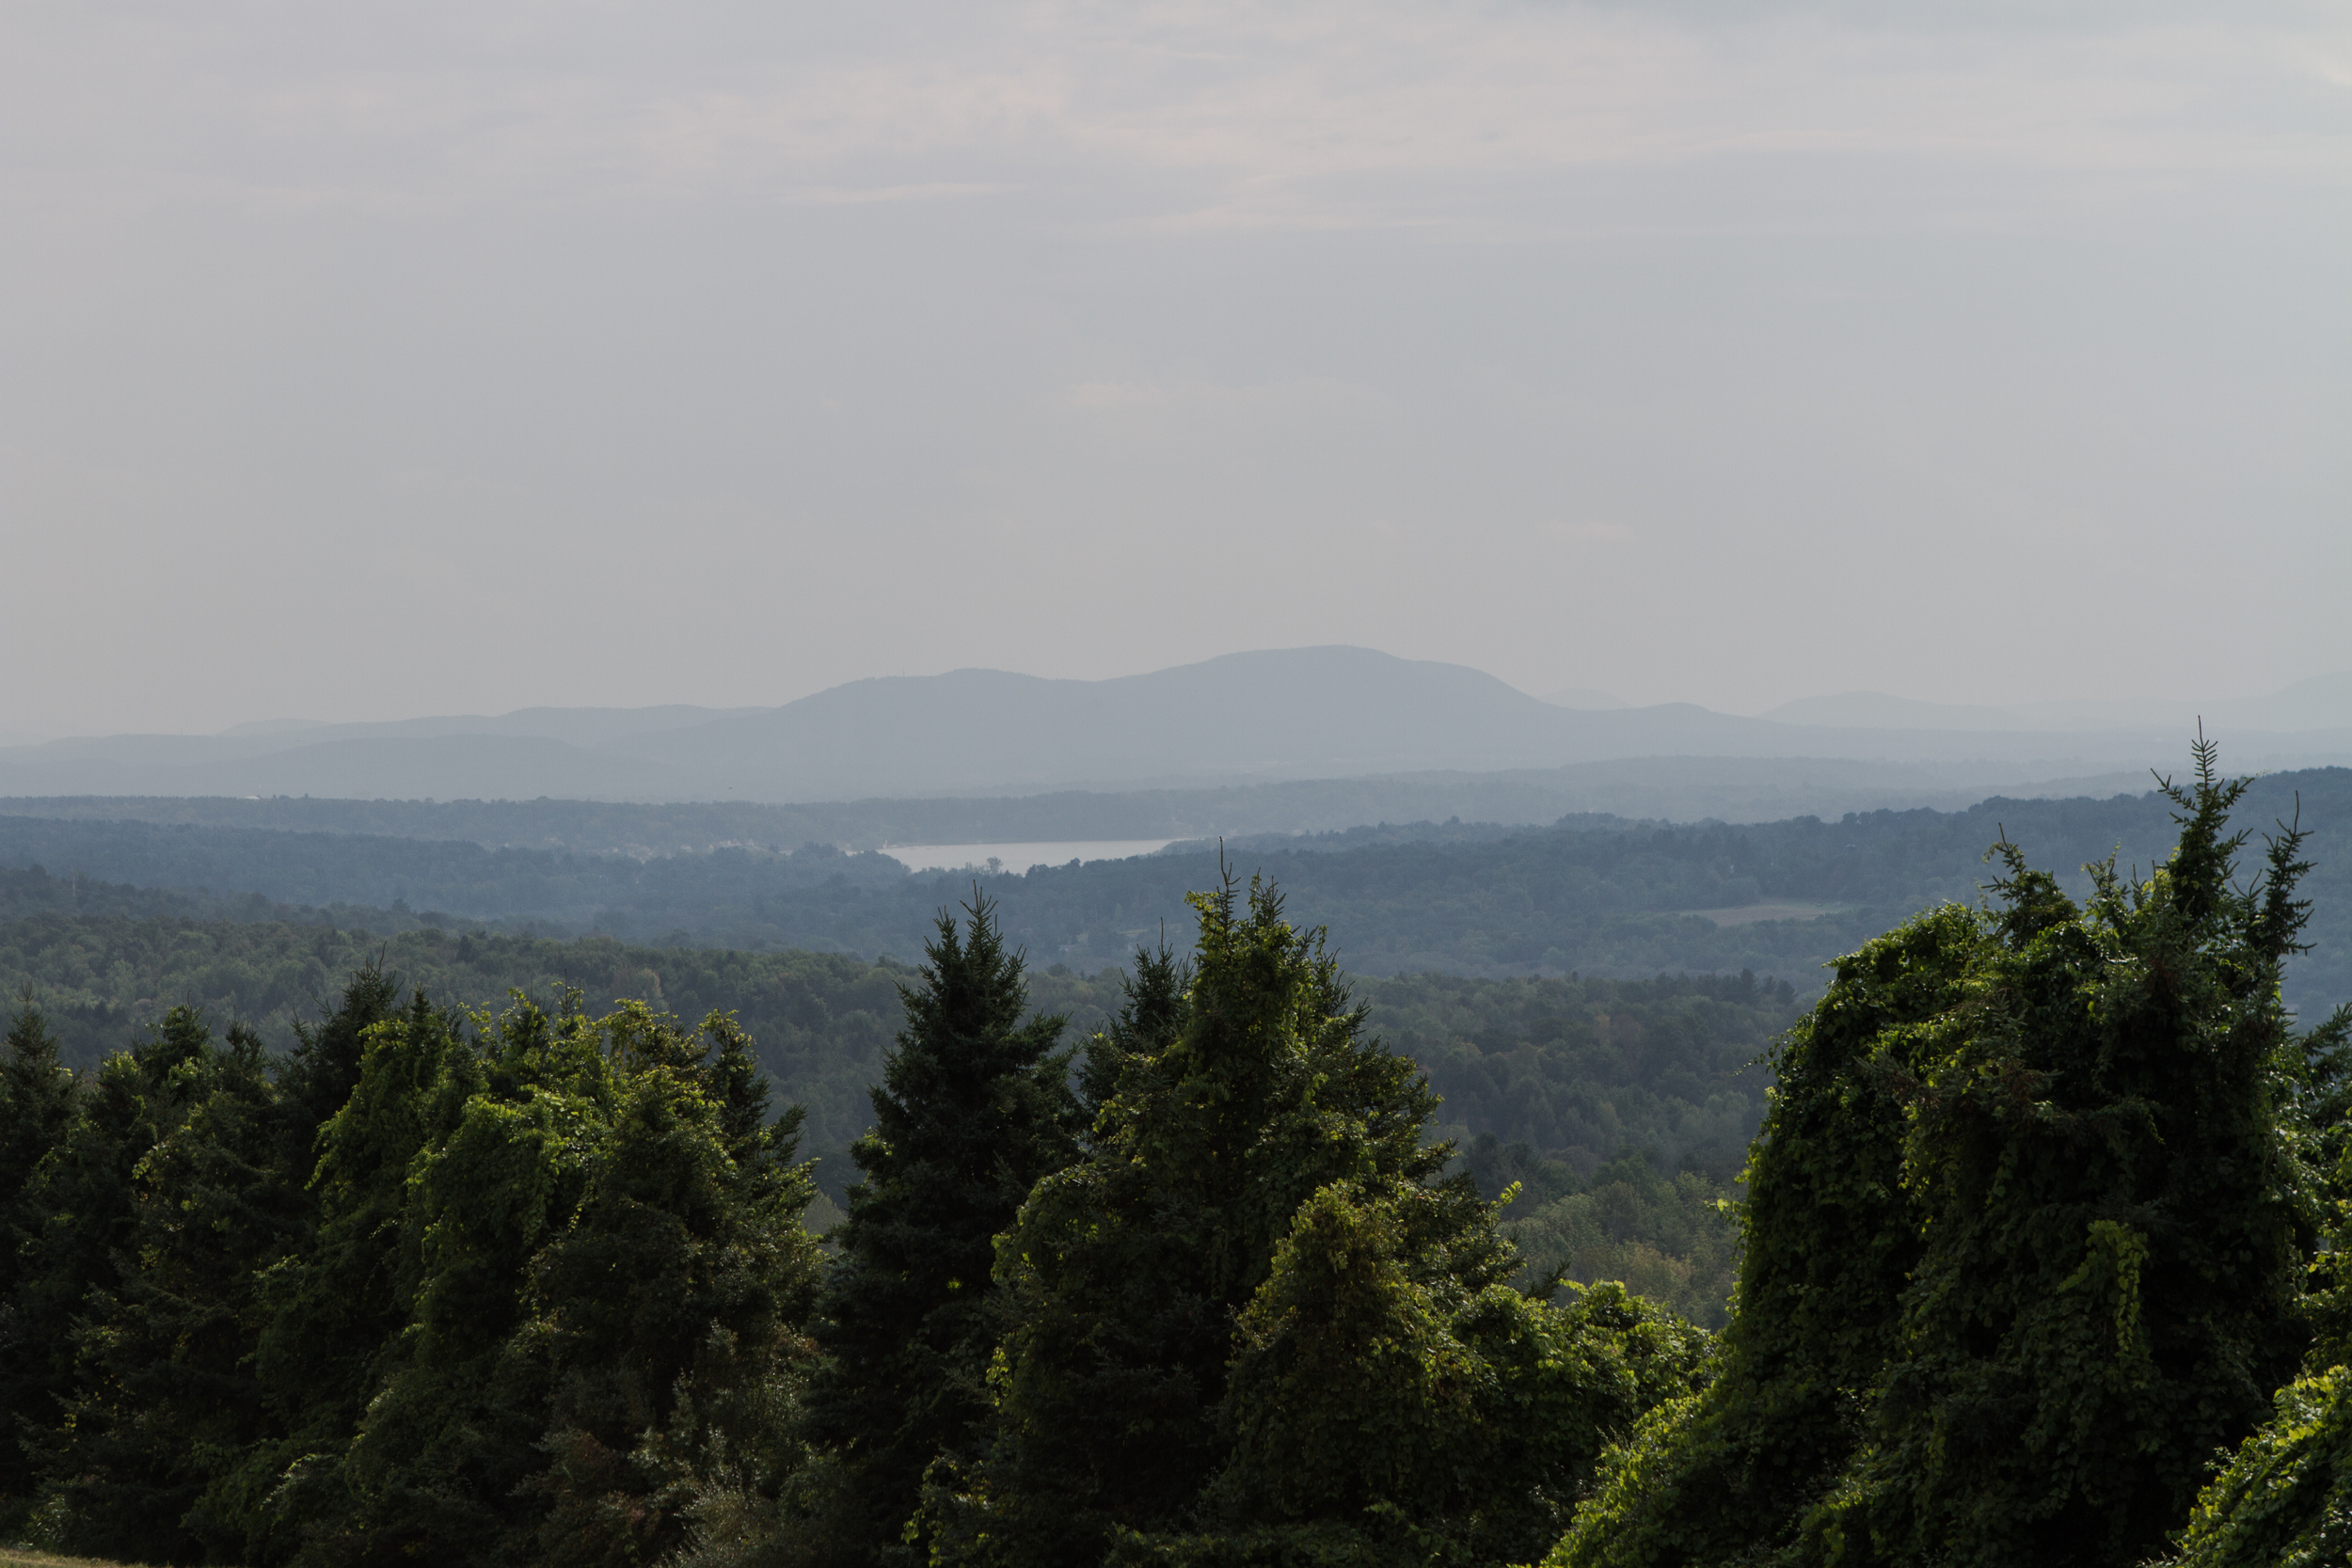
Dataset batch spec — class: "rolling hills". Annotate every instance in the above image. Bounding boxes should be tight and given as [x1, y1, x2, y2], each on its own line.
[7, 767, 2345, 1015]
[7, 647, 2346, 803]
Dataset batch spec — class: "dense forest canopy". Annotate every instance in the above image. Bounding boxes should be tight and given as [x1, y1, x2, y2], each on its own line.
[0, 876, 1741, 1564]
[0, 904, 1790, 1327]
[3, 750, 2347, 1565]
[5, 768, 2346, 1011]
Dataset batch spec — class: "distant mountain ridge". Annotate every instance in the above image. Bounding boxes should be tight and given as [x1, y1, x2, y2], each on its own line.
[1760, 671, 2352, 735]
[3, 647, 2346, 804]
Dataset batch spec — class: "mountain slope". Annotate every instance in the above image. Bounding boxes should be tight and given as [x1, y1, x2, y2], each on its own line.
[6, 648, 2348, 803]
[604, 647, 1583, 794]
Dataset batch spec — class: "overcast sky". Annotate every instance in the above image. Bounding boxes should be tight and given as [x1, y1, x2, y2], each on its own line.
[3, 0, 2345, 736]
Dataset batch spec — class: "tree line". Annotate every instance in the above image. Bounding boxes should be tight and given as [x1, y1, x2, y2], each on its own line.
[0, 895, 1793, 1332]
[0, 873, 1714, 1565]
[3, 749, 2348, 1565]
[0, 898, 1798, 1208]
[6, 768, 2346, 1008]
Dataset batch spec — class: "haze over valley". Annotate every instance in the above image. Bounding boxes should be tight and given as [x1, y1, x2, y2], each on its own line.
[7, 647, 2347, 808]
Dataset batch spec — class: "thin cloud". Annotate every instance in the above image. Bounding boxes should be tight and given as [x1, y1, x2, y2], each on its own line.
[5, 3, 2343, 223]
[0, 1, 2343, 731]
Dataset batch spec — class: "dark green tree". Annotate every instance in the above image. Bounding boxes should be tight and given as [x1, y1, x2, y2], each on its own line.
[1116, 1175, 1713, 1568]
[296, 993, 827, 1568]
[0, 997, 73, 1225]
[7, 967, 407, 1560]
[226, 981, 468, 1563]
[320, 990, 607, 1565]
[0, 967, 876, 1567]
[931, 873, 1453, 1568]
[21, 1006, 301, 1562]
[0, 998, 79, 1523]
[3, 1031, 154, 1550]
[1546, 906, 1979, 1568]
[1552, 744, 2348, 1568]
[276, 962, 403, 1168]
[2160, 961, 2352, 1568]
[526, 1006, 826, 1567]
[803, 894, 1082, 1564]
[1076, 939, 1189, 1127]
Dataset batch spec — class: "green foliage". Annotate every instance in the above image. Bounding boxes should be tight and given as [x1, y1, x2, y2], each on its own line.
[55, 1008, 311, 1564]
[2162, 1365, 2352, 1568]
[1073, 941, 1188, 1125]
[2155, 998, 2352, 1568]
[1501, 1153, 1741, 1330]
[0, 1002, 83, 1521]
[521, 1008, 823, 1567]
[0, 912, 912, 1158]
[0, 970, 823, 1567]
[7, 750, 2341, 1568]
[3, 1005, 299, 1561]
[1373, 969, 1793, 1182]
[312, 998, 825, 1568]
[929, 874, 1709, 1568]
[0, 902, 1801, 1196]
[12, 768, 2348, 1010]
[1541, 905, 1982, 1568]
[227, 981, 444, 1561]
[320, 996, 596, 1563]
[802, 896, 1084, 1565]
[1549, 747, 2346, 1568]
[0, 1001, 73, 1216]
[0, 910, 1802, 1338]
[1113, 1179, 1712, 1568]
[937, 874, 1449, 1568]
[0, 918, 1766, 1568]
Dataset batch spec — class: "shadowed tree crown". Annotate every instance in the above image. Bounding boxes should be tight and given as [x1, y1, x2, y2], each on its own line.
[806, 892, 1083, 1564]
[932, 871, 1452, 1567]
[1551, 740, 2351, 1568]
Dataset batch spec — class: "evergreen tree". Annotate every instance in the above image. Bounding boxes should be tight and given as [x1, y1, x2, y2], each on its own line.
[526, 1006, 826, 1568]
[3, 1030, 156, 1550]
[0, 998, 78, 1524]
[321, 990, 608, 1564]
[0, 997, 73, 1226]
[803, 894, 1082, 1564]
[1551, 744, 2347, 1567]
[230, 980, 467, 1562]
[301, 993, 827, 1568]
[1118, 1177, 1712, 1568]
[932, 873, 1452, 1568]
[0, 970, 826, 1567]
[1, 968, 407, 1560]
[276, 963, 403, 1170]
[2161, 974, 2352, 1568]
[1076, 940, 1189, 1127]
[54, 1012, 308, 1563]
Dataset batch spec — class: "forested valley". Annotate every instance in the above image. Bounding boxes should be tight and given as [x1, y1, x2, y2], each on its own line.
[2, 751, 2348, 1565]
[0, 895, 1788, 1327]
[6, 767, 2347, 1008]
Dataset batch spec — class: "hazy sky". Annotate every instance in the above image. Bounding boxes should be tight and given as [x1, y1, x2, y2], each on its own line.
[4, 1, 2345, 736]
